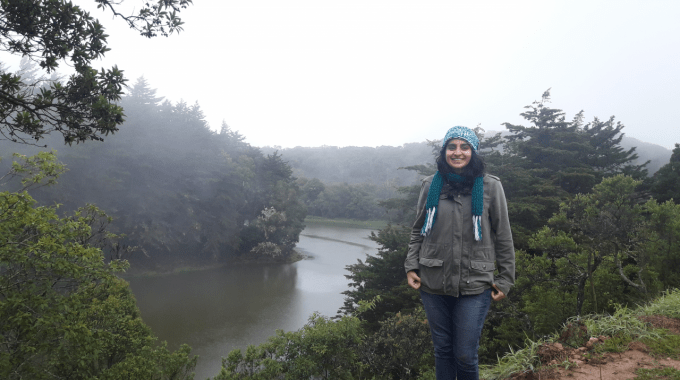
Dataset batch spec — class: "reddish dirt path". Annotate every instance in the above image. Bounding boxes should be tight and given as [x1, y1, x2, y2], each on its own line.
[550, 344, 680, 380]
[509, 315, 680, 380]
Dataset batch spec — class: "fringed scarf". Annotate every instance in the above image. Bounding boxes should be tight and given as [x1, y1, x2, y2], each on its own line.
[420, 172, 484, 241]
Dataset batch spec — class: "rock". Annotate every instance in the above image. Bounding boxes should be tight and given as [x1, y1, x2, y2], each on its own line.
[586, 337, 599, 349]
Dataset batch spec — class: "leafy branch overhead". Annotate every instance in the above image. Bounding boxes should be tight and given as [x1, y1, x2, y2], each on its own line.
[0, 0, 192, 145]
[94, 0, 193, 38]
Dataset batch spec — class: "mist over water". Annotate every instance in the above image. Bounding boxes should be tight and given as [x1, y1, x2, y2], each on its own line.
[127, 224, 379, 379]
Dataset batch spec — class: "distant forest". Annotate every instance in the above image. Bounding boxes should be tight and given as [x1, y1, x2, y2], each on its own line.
[261, 126, 672, 222]
[1, 77, 307, 271]
[263, 134, 670, 188]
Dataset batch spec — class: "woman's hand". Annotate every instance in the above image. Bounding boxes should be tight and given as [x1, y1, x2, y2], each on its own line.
[407, 271, 421, 290]
[491, 284, 506, 301]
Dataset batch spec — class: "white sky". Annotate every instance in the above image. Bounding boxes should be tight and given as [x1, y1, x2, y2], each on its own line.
[4, 1, 680, 149]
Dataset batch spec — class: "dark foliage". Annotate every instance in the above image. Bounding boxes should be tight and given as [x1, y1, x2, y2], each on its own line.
[341, 225, 422, 331]
[0, 0, 192, 145]
[650, 143, 680, 203]
[1, 77, 306, 269]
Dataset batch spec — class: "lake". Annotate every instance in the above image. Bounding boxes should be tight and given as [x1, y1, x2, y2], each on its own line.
[127, 224, 380, 379]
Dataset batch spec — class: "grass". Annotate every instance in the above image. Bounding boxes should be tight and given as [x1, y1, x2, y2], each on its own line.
[479, 337, 544, 380]
[642, 332, 680, 359]
[594, 334, 634, 354]
[584, 306, 661, 341]
[635, 366, 680, 380]
[641, 288, 680, 319]
[480, 288, 680, 380]
[304, 216, 388, 230]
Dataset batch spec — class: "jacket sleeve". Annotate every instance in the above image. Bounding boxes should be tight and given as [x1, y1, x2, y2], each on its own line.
[404, 178, 431, 274]
[488, 177, 515, 295]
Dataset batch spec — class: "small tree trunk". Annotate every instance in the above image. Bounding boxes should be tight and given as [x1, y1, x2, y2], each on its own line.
[614, 250, 647, 293]
[576, 275, 588, 316]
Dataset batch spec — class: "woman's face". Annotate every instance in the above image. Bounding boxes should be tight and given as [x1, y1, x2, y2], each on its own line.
[445, 139, 472, 173]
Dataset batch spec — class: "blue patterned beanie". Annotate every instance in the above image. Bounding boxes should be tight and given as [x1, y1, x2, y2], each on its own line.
[442, 125, 479, 151]
[421, 126, 484, 240]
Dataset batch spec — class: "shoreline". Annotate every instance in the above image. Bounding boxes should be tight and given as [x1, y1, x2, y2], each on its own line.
[118, 249, 310, 279]
[117, 218, 387, 279]
[303, 216, 388, 230]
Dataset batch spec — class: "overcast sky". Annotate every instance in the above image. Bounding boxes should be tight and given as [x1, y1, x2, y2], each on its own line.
[4, 1, 680, 149]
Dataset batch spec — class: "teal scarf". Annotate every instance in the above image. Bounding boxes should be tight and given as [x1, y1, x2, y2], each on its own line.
[420, 172, 484, 241]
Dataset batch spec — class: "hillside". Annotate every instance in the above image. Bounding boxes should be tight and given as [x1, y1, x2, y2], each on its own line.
[482, 289, 680, 380]
[260, 142, 434, 187]
[620, 135, 673, 174]
[482, 130, 672, 175]
[263, 133, 672, 189]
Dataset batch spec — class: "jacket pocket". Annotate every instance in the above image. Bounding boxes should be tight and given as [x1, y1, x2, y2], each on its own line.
[473, 248, 495, 261]
[419, 257, 444, 292]
[468, 260, 495, 287]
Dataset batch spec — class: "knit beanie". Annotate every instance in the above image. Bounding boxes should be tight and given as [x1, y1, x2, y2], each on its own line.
[442, 125, 479, 151]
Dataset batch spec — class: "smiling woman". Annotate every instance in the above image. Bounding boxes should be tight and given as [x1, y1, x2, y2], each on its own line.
[405, 125, 516, 380]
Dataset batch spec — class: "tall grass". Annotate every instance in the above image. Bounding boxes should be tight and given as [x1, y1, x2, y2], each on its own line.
[640, 288, 680, 319]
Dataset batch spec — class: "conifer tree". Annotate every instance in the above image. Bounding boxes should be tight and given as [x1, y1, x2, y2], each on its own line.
[128, 76, 165, 106]
[496, 90, 647, 248]
[650, 143, 680, 203]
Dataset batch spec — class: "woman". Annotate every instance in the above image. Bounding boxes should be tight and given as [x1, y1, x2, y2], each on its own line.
[404, 126, 515, 380]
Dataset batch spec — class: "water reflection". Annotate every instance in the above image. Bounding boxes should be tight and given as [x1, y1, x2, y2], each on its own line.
[127, 224, 378, 379]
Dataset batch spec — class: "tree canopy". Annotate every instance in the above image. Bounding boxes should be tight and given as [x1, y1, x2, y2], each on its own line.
[0, 77, 307, 269]
[650, 143, 680, 203]
[0, 0, 192, 145]
[0, 153, 196, 379]
[488, 89, 648, 249]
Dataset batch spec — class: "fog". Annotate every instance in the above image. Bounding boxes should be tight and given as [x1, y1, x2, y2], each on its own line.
[1, 1, 679, 149]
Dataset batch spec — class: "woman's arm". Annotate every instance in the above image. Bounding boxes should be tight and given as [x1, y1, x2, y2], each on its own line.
[488, 177, 515, 296]
[404, 178, 431, 274]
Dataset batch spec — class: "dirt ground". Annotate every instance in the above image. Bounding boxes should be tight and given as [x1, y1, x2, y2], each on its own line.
[509, 315, 680, 380]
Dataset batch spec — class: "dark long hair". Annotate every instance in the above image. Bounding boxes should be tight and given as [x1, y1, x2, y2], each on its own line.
[436, 142, 486, 178]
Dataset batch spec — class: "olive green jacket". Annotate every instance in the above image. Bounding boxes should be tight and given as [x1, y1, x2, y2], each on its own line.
[404, 174, 515, 297]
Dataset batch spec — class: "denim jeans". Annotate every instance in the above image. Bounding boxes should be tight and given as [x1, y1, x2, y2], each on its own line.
[420, 288, 492, 380]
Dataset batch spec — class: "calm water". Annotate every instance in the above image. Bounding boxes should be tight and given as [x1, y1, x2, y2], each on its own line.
[127, 224, 379, 380]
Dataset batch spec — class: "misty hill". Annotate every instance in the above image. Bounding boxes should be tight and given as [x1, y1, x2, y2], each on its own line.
[0, 78, 306, 270]
[619, 135, 673, 173]
[263, 133, 672, 187]
[482, 129, 672, 174]
[260, 142, 435, 188]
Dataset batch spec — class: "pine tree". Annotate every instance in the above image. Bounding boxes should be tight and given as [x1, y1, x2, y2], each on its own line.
[650, 143, 680, 203]
[128, 76, 165, 106]
[496, 89, 648, 249]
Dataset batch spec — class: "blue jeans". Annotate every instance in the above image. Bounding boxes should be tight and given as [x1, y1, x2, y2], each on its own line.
[420, 289, 492, 380]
